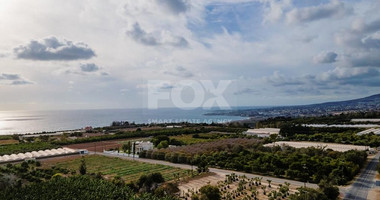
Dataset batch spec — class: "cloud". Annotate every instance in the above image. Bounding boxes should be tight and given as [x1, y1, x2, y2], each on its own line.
[14, 36, 96, 61]
[80, 63, 100, 72]
[164, 66, 194, 78]
[334, 19, 380, 68]
[351, 18, 380, 33]
[262, 0, 292, 23]
[233, 88, 260, 95]
[340, 51, 380, 68]
[127, 23, 189, 47]
[313, 51, 338, 64]
[157, 0, 189, 14]
[318, 67, 380, 86]
[286, 0, 351, 24]
[11, 80, 33, 85]
[0, 74, 21, 80]
[266, 67, 380, 89]
[0, 74, 32, 85]
[264, 71, 305, 86]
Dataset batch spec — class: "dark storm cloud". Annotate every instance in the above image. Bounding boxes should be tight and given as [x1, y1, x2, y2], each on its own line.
[80, 63, 100, 72]
[14, 36, 96, 61]
[158, 0, 189, 14]
[127, 23, 188, 47]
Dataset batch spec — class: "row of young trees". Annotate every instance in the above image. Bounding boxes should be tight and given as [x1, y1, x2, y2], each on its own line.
[141, 140, 367, 185]
[0, 175, 176, 200]
[52, 126, 245, 146]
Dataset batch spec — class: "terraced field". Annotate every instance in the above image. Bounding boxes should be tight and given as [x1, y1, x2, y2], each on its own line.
[43, 155, 189, 182]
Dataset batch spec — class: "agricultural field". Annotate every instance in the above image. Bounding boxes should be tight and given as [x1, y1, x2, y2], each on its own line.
[0, 142, 59, 156]
[169, 134, 217, 145]
[42, 155, 190, 182]
[0, 139, 19, 145]
[144, 138, 259, 157]
[181, 173, 298, 200]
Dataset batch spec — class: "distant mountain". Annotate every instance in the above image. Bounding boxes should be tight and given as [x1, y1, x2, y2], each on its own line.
[311, 93, 380, 108]
[206, 93, 380, 118]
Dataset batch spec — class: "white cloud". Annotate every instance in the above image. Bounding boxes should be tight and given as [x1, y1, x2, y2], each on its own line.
[313, 51, 338, 64]
[286, 0, 351, 24]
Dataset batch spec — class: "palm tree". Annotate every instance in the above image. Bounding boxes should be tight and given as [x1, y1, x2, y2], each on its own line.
[261, 185, 267, 195]
[267, 179, 272, 188]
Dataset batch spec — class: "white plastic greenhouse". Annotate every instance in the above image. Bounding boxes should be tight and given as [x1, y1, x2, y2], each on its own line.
[0, 148, 79, 163]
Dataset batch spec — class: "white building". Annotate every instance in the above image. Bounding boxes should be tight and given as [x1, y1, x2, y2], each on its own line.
[245, 128, 280, 137]
[134, 141, 154, 154]
[357, 128, 380, 136]
[351, 119, 380, 122]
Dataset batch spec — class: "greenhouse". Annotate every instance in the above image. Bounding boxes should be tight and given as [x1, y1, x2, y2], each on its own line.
[0, 148, 78, 163]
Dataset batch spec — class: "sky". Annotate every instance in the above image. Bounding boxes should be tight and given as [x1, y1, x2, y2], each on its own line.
[0, 0, 379, 110]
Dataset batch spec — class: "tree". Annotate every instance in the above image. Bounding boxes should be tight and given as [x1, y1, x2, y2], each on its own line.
[157, 140, 169, 149]
[199, 185, 221, 200]
[112, 176, 125, 187]
[137, 173, 165, 193]
[79, 157, 87, 175]
[122, 142, 132, 154]
[318, 179, 339, 200]
[267, 179, 272, 188]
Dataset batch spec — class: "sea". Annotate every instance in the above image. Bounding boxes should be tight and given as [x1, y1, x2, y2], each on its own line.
[0, 108, 248, 135]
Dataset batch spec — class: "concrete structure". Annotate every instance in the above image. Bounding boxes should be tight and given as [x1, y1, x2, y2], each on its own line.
[357, 128, 380, 136]
[245, 128, 280, 137]
[134, 141, 154, 154]
[0, 148, 78, 163]
[264, 141, 369, 152]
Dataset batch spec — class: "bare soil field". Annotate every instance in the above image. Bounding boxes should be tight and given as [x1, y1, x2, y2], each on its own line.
[179, 173, 300, 200]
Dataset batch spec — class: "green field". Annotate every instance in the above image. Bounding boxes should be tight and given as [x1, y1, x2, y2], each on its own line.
[45, 155, 190, 182]
[170, 134, 218, 145]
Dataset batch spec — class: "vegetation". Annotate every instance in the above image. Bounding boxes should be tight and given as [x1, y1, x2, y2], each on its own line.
[79, 157, 86, 175]
[140, 138, 259, 162]
[0, 175, 176, 200]
[142, 139, 367, 185]
[44, 155, 190, 182]
[0, 142, 59, 156]
[191, 185, 221, 200]
[278, 124, 380, 147]
[0, 160, 70, 189]
[257, 111, 380, 127]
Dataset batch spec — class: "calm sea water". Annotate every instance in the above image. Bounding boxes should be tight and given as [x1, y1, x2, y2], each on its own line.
[0, 108, 247, 135]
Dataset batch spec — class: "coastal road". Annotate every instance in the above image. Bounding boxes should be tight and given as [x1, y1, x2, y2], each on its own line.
[344, 152, 380, 200]
[94, 151, 318, 189]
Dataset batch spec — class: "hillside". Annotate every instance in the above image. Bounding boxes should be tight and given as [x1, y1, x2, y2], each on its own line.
[207, 93, 380, 118]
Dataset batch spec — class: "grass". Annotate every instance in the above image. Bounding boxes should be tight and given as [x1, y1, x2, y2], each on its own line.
[170, 134, 218, 145]
[44, 155, 190, 182]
